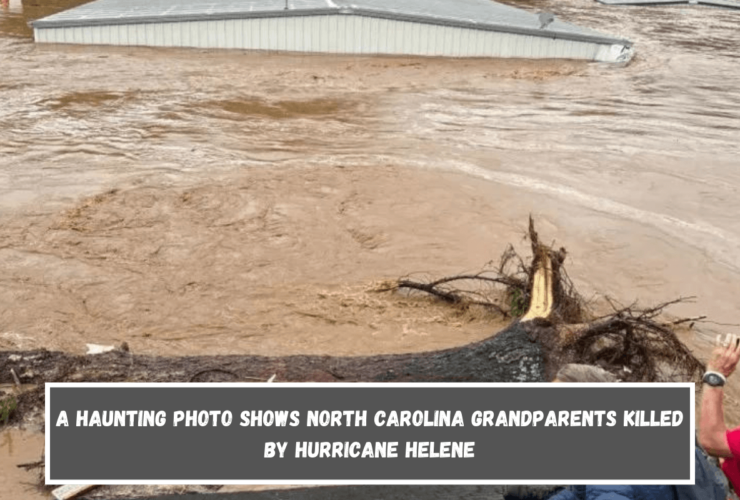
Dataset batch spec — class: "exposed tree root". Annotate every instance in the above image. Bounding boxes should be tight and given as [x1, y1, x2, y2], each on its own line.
[390, 216, 704, 383]
[558, 298, 705, 383]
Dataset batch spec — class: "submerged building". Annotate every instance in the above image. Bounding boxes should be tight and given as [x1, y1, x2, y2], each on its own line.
[31, 0, 632, 62]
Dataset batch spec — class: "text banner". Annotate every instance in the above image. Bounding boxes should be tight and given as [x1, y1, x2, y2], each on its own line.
[46, 383, 694, 484]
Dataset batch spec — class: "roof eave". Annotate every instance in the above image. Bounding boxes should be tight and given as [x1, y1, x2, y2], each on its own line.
[31, 6, 631, 48]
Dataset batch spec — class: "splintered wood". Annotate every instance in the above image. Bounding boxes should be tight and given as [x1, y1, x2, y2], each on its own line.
[522, 253, 553, 322]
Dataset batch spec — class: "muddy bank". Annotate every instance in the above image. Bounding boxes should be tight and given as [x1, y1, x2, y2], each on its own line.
[0, 427, 47, 500]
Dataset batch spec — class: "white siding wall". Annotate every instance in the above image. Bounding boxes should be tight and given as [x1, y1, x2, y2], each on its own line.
[34, 14, 613, 61]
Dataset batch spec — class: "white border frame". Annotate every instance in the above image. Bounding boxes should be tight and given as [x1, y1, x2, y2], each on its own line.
[45, 382, 695, 485]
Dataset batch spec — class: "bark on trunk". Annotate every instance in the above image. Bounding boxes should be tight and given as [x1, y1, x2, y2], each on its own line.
[1, 321, 548, 388]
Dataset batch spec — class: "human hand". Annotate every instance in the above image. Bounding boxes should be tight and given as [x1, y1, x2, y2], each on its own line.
[708, 333, 740, 379]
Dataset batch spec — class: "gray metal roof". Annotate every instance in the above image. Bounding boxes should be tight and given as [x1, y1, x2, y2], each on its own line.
[595, 0, 740, 8]
[32, 0, 630, 46]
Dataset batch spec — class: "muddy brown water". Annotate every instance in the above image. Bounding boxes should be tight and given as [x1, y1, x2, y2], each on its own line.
[1, 0, 740, 497]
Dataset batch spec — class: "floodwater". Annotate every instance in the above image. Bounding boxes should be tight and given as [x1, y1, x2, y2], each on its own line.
[3, 0, 740, 357]
[2, 2, 740, 355]
[2, 0, 740, 498]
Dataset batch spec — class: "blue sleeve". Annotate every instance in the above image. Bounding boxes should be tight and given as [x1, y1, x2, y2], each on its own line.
[633, 485, 676, 500]
[584, 485, 677, 500]
[585, 485, 635, 500]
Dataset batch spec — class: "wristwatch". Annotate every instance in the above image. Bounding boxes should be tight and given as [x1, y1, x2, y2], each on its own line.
[703, 371, 727, 387]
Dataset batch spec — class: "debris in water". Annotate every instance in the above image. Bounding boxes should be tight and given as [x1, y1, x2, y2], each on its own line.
[539, 12, 556, 29]
[52, 484, 96, 500]
[86, 344, 116, 355]
[10, 368, 20, 387]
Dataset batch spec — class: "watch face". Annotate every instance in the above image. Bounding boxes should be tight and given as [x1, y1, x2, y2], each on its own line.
[705, 373, 724, 387]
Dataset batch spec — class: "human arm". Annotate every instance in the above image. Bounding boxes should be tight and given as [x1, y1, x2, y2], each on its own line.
[699, 334, 740, 458]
